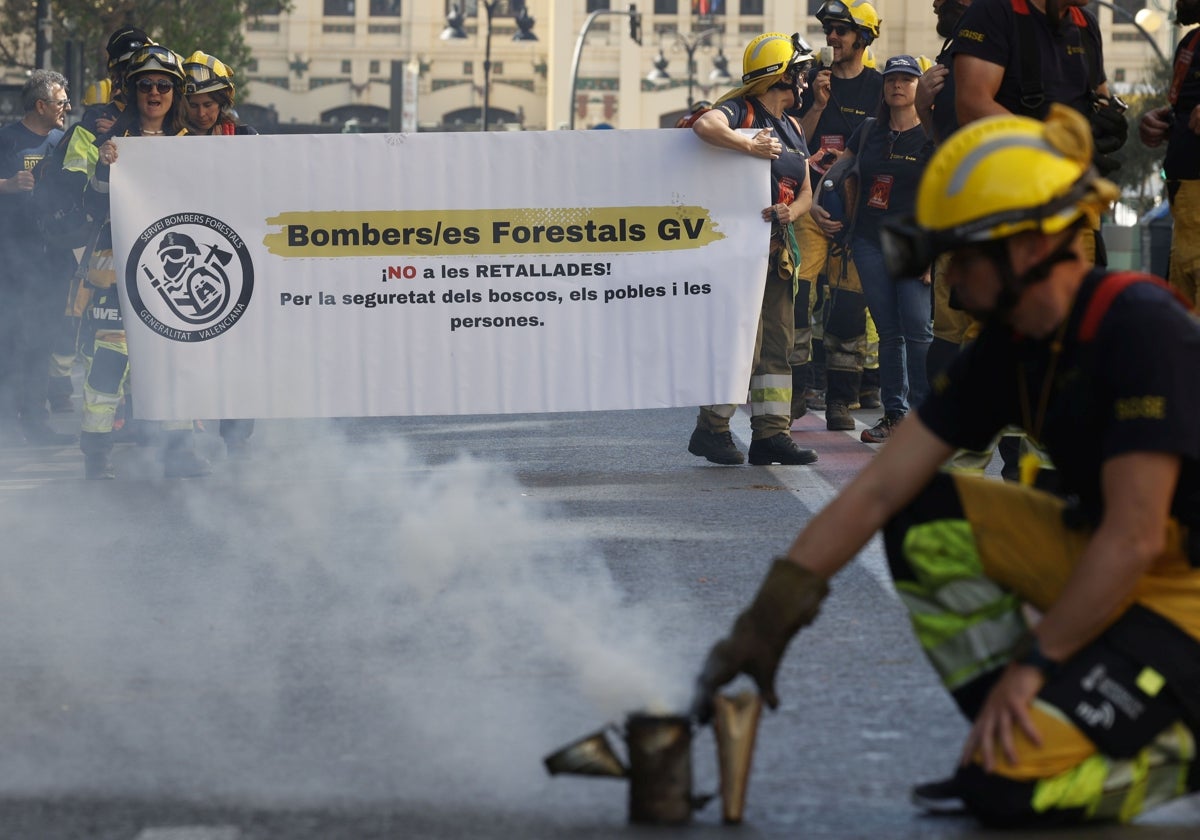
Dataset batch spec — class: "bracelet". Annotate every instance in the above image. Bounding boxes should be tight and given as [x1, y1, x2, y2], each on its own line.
[1011, 632, 1061, 680]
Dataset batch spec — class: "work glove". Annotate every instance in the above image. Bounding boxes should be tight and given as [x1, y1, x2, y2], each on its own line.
[690, 558, 829, 723]
[1089, 98, 1128, 156]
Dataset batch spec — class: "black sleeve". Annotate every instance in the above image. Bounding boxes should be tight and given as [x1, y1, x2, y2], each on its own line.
[1093, 287, 1200, 461]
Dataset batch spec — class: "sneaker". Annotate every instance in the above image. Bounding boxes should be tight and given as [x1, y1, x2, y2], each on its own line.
[688, 428, 744, 465]
[748, 433, 818, 465]
[84, 452, 115, 480]
[22, 422, 76, 446]
[911, 775, 966, 815]
[858, 389, 882, 410]
[163, 448, 212, 478]
[825, 402, 855, 431]
[861, 412, 903, 444]
[804, 388, 826, 411]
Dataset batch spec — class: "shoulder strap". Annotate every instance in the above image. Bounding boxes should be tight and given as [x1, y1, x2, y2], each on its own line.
[740, 99, 756, 129]
[1079, 271, 1192, 342]
[1011, 0, 1045, 117]
[1168, 27, 1200, 106]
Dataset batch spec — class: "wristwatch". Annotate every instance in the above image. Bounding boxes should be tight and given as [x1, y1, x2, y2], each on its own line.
[1012, 632, 1061, 680]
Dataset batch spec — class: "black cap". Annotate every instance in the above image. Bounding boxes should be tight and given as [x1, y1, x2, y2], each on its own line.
[106, 27, 151, 62]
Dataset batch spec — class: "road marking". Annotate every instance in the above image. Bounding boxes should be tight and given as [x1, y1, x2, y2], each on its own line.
[731, 413, 896, 596]
[133, 829, 240, 840]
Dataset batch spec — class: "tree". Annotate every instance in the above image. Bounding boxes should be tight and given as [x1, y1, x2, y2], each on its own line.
[0, 1, 292, 101]
[1106, 55, 1176, 219]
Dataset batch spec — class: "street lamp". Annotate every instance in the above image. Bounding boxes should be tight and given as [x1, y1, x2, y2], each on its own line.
[1092, 0, 1170, 69]
[441, 2, 536, 132]
[567, 3, 644, 130]
[646, 28, 724, 111]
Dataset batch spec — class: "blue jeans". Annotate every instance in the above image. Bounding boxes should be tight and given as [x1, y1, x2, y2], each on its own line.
[852, 236, 932, 415]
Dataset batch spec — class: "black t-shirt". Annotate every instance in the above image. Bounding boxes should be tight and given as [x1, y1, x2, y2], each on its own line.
[919, 271, 1200, 530]
[718, 97, 811, 207]
[0, 121, 62, 256]
[950, 0, 1104, 119]
[930, 40, 960, 142]
[1165, 30, 1200, 181]
[846, 119, 934, 245]
[797, 66, 884, 162]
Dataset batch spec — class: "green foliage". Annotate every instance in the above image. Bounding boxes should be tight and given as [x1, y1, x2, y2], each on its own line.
[1, 0, 293, 102]
[1107, 55, 1176, 219]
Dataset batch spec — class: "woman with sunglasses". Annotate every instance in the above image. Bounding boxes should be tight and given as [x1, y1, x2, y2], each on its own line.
[80, 46, 210, 480]
[815, 55, 936, 445]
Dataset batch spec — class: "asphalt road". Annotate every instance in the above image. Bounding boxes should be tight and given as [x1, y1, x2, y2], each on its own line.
[0, 402, 1196, 839]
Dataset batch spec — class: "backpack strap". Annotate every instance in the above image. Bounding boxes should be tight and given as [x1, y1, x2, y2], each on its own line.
[1078, 271, 1192, 342]
[1011, 0, 1095, 118]
[1168, 27, 1200, 107]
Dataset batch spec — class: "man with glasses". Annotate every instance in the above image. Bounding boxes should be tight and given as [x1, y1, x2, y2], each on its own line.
[792, 0, 884, 431]
[0, 70, 76, 446]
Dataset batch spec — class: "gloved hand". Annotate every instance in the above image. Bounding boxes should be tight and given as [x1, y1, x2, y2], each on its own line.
[1090, 100, 1128, 156]
[1093, 153, 1122, 176]
[690, 558, 829, 723]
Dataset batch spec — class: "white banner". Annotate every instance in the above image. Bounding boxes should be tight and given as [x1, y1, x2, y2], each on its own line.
[109, 129, 769, 420]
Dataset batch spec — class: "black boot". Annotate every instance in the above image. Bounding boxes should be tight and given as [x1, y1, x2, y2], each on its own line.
[691, 427, 744, 465]
[748, 433, 818, 465]
[81, 431, 115, 479]
[688, 427, 744, 465]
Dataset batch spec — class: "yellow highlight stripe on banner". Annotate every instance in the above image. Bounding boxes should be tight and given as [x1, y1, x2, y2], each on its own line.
[263, 206, 724, 258]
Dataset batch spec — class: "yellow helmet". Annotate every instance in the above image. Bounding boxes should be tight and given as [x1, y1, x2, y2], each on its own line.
[741, 32, 814, 87]
[125, 45, 186, 87]
[82, 78, 113, 107]
[183, 51, 236, 100]
[883, 105, 1119, 276]
[916, 55, 936, 73]
[863, 46, 877, 69]
[816, 0, 882, 45]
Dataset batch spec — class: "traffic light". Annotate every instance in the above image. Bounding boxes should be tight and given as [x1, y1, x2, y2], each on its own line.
[629, 4, 642, 45]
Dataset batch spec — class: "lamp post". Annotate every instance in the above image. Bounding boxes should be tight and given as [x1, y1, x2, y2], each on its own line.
[567, 4, 643, 130]
[442, 2, 536, 132]
[647, 27, 724, 111]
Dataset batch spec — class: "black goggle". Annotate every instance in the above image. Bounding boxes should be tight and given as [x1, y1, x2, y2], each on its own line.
[881, 216, 951, 278]
[136, 78, 175, 95]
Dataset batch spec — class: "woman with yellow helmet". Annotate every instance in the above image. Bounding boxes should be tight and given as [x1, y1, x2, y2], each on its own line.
[183, 52, 259, 138]
[686, 32, 820, 468]
[694, 104, 1200, 827]
[81, 45, 210, 479]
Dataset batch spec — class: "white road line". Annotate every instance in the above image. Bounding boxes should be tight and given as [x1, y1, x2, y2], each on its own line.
[731, 412, 896, 596]
[133, 828, 241, 840]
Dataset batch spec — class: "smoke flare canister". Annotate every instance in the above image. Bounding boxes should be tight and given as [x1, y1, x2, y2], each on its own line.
[625, 713, 693, 824]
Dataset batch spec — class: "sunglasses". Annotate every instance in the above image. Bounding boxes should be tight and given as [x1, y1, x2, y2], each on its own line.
[136, 79, 175, 95]
[823, 23, 853, 36]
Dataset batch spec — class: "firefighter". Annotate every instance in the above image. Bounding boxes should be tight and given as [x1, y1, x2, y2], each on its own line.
[81, 46, 210, 479]
[794, 0, 885, 430]
[686, 32, 819, 467]
[692, 104, 1200, 826]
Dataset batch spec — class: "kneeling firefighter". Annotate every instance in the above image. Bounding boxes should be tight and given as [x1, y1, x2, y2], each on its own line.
[691, 103, 1200, 827]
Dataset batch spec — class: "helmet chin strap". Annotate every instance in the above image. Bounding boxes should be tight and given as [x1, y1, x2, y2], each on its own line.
[968, 237, 1080, 324]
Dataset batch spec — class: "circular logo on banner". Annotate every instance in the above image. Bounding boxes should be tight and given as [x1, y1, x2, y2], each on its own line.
[125, 213, 254, 343]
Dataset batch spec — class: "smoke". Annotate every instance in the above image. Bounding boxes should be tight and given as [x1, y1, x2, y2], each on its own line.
[0, 424, 693, 807]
